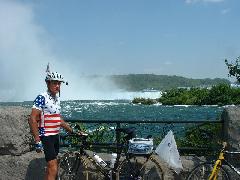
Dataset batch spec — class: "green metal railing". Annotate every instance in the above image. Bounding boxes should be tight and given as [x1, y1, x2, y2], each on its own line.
[62, 119, 224, 155]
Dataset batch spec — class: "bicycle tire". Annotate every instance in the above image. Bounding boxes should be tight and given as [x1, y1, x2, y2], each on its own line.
[80, 153, 108, 180]
[186, 161, 230, 180]
[117, 154, 164, 180]
[58, 152, 81, 180]
[58, 152, 107, 180]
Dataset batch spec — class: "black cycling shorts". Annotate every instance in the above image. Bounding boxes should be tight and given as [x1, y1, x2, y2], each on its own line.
[40, 134, 59, 162]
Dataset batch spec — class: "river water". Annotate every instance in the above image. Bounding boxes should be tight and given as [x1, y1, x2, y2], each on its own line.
[0, 98, 225, 143]
[2, 100, 223, 121]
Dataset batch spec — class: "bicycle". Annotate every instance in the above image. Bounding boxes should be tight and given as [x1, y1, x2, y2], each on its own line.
[186, 142, 240, 180]
[57, 126, 164, 180]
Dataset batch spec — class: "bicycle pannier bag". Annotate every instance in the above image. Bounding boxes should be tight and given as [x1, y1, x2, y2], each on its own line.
[128, 138, 153, 154]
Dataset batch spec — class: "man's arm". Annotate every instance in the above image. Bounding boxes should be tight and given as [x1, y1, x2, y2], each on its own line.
[29, 108, 41, 143]
[60, 118, 73, 133]
[60, 118, 87, 135]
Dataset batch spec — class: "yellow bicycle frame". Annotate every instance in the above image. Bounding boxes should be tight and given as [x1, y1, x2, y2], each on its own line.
[209, 151, 225, 180]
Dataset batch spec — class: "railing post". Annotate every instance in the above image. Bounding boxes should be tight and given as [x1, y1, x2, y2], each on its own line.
[116, 122, 121, 157]
[114, 122, 121, 180]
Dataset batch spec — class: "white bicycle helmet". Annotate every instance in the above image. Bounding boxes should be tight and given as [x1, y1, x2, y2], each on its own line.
[45, 72, 65, 82]
[45, 63, 68, 85]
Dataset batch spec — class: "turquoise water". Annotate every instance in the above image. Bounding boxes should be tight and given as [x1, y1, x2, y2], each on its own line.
[0, 100, 224, 142]
[1, 100, 223, 121]
[61, 100, 223, 121]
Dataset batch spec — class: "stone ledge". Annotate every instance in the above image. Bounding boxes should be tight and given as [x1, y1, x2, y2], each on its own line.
[0, 106, 32, 155]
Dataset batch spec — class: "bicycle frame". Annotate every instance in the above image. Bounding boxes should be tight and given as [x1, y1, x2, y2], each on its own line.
[209, 147, 240, 180]
[209, 151, 224, 180]
[223, 151, 240, 176]
[61, 129, 133, 179]
[59, 127, 163, 180]
[80, 142, 128, 179]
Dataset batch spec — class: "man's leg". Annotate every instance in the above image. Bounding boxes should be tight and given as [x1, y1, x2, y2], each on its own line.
[41, 135, 59, 180]
[45, 158, 58, 180]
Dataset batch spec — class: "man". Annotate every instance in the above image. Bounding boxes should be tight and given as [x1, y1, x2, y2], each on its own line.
[29, 68, 79, 180]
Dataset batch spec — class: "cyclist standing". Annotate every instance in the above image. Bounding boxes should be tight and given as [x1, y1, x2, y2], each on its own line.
[29, 65, 76, 180]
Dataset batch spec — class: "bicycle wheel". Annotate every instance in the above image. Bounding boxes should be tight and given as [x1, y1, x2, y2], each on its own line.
[58, 152, 107, 180]
[117, 155, 164, 180]
[80, 154, 108, 180]
[58, 152, 82, 180]
[186, 162, 230, 180]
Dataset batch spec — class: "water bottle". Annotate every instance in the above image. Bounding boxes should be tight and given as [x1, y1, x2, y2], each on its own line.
[93, 153, 107, 167]
[110, 153, 117, 168]
[109, 153, 117, 180]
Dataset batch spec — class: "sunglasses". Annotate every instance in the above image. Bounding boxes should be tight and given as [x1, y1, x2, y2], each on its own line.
[50, 81, 62, 85]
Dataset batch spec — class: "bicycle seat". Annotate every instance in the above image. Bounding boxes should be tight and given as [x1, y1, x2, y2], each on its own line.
[116, 127, 136, 140]
[116, 127, 135, 134]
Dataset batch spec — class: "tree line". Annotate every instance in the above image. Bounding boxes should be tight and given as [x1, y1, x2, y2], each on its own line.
[110, 74, 229, 91]
[132, 56, 240, 106]
[159, 83, 240, 106]
[132, 83, 240, 106]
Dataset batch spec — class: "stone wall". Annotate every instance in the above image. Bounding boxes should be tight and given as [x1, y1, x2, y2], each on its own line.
[0, 106, 32, 155]
[0, 106, 45, 180]
[222, 106, 240, 150]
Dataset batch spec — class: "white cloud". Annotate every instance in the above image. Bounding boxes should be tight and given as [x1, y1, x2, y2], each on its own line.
[204, 0, 224, 2]
[185, 0, 224, 4]
[118, 41, 126, 45]
[221, 8, 230, 15]
[164, 61, 173, 65]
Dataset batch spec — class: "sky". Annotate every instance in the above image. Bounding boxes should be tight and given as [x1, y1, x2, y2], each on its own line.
[0, 0, 240, 101]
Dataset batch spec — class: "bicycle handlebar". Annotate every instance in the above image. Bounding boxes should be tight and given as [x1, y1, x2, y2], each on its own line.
[222, 141, 227, 149]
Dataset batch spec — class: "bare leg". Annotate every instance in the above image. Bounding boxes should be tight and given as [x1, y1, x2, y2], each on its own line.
[44, 159, 58, 180]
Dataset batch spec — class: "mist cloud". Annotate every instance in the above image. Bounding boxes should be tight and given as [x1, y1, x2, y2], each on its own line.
[0, 0, 50, 101]
[0, 1, 120, 102]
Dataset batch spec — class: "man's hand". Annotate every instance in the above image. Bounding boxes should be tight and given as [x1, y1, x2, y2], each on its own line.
[72, 128, 88, 136]
[78, 131, 88, 136]
[35, 141, 43, 153]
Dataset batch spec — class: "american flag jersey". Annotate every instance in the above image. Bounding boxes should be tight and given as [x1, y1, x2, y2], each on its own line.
[32, 91, 61, 136]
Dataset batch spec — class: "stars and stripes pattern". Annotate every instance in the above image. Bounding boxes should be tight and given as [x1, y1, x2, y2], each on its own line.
[32, 91, 62, 136]
[39, 127, 46, 136]
[39, 114, 61, 136]
[33, 95, 45, 109]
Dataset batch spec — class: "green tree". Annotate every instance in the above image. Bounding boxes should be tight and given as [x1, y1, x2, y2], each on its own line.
[225, 56, 240, 82]
[157, 84, 236, 106]
[230, 87, 240, 104]
[207, 84, 232, 106]
[190, 88, 209, 105]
